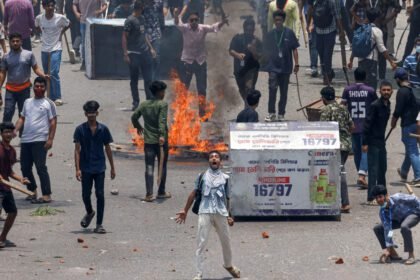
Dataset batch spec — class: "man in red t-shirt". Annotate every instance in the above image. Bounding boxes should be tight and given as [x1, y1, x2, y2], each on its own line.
[0, 122, 29, 249]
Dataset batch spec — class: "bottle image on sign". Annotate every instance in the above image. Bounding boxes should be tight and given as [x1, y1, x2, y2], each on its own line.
[316, 169, 328, 203]
[310, 176, 317, 202]
[324, 183, 337, 203]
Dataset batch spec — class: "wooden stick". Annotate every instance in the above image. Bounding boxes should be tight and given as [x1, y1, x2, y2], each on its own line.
[300, 12, 308, 48]
[409, 133, 420, 139]
[405, 183, 415, 195]
[46, 53, 51, 98]
[63, 32, 76, 64]
[0, 179, 34, 196]
[157, 145, 164, 186]
[296, 98, 322, 111]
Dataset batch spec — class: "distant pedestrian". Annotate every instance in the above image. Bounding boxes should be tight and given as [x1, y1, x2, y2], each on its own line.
[0, 33, 47, 123]
[122, 0, 156, 110]
[402, 35, 420, 89]
[229, 17, 262, 107]
[363, 80, 393, 204]
[14, 77, 57, 204]
[176, 151, 241, 280]
[131, 81, 171, 202]
[341, 67, 377, 188]
[74, 100, 116, 234]
[174, 10, 228, 118]
[0, 122, 30, 249]
[35, 0, 70, 106]
[402, 0, 420, 62]
[320, 86, 353, 213]
[263, 10, 299, 122]
[73, 0, 108, 70]
[3, 0, 35, 51]
[236, 90, 261, 123]
[372, 185, 419, 265]
[391, 68, 420, 184]
[267, 0, 301, 39]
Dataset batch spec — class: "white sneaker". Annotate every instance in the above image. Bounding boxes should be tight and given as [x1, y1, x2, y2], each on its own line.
[192, 274, 202, 280]
[265, 114, 277, 122]
[277, 115, 285, 121]
[54, 99, 63, 106]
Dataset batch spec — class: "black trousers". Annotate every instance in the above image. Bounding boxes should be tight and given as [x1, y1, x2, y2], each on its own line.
[21, 142, 51, 196]
[144, 143, 168, 196]
[402, 21, 420, 61]
[81, 172, 105, 226]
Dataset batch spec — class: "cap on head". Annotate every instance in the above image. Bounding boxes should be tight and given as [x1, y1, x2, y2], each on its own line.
[320, 86, 335, 101]
[83, 100, 100, 113]
[394, 67, 408, 80]
[372, 185, 387, 197]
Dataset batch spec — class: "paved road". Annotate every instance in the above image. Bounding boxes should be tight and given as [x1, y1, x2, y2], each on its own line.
[1, 1, 419, 279]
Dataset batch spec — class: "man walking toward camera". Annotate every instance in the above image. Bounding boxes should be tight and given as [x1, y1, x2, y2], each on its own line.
[176, 151, 240, 280]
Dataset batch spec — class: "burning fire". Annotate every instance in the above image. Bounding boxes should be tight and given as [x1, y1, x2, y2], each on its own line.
[129, 73, 228, 154]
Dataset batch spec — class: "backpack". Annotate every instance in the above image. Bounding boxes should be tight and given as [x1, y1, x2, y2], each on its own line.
[352, 24, 376, 58]
[313, 0, 333, 28]
[191, 172, 229, 215]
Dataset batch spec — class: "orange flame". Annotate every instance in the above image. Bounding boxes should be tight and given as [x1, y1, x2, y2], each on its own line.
[129, 73, 227, 154]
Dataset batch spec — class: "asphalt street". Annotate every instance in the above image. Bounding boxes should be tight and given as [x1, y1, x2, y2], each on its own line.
[0, 1, 419, 279]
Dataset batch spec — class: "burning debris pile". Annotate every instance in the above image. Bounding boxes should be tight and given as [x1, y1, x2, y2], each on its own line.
[129, 74, 228, 155]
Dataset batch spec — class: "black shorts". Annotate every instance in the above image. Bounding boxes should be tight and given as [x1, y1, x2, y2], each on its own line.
[0, 190, 17, 213]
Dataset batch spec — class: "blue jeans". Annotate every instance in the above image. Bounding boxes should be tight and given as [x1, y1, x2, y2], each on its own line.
[309, 30, 318, 69]
[80, 23, 86, 63]
[3, 88, 30, 122]
[41, 50, 62, 101]
[151, 38, 161, 81]
[400, 124, 420, 180]
[81, 172, 105, 225]
[352, 133, 368, 175]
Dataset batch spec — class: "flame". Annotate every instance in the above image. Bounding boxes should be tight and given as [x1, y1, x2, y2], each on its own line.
[129, 73, 227, 154]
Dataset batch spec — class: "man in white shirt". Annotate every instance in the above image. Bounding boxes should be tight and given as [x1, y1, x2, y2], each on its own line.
[14, 77, 57, 203]
[35, 0, 70, 106]
[348, 8, 396, 91]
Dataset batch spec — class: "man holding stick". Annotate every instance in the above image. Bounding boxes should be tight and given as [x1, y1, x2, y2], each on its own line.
[0, 122, 30, 249]
[131, 81, 170, 202]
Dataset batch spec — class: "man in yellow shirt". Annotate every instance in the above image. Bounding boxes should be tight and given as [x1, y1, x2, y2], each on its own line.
[267, 0, 301, 39]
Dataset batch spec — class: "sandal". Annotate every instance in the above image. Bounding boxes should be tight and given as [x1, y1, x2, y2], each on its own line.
[141, 195, 155, 202]
[25, 194, 37, 201]
[93, 225, 106, 234]
[405, 257, 416, 265]
[366, 200, 378, 206]
[80, 211, 95, 228]
[156, 192, 172, 199]
[223, 265, 240, 278]
[31, 198, 52, 204]
[340, 205, 351, 213]
[3, 240, 16, 247]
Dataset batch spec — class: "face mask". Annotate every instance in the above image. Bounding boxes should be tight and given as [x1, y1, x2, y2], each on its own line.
[34, 88, 45, 97]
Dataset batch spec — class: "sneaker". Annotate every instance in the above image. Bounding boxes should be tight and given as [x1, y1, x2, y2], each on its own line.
[311, 68, 319, 78]
[93, 224, 106, 234]
[408, 179, 420, 186]
[277, 115, 285, 121]
[192, 274, 202, 280]
[54, 99, 63, 106]
[397, 168, 407, 182]
[265, 114, 277, 122]
[33, 37, 41, 43]
[141, 195, 155, 202]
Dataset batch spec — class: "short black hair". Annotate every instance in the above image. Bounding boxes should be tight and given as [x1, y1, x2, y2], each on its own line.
[372, 185, 387, 197]
[354, 67, 366, 81]
[83, 100, 100, 112]
[149, 81, 167, 96]
[208, 150, 222, 160]
[320, 86, 335, 101]
[246, 90, 261, 106]
[42, 0, 56, 6]
[34, 76, 47, 86]
[273, 10, 286, 20]
[0, 122, 15, 133]
[133, 0, 144, 10]
[9, 33, 22, 41]
[189, 11, 200, 18]
[380, 80, 393, 89]
[366, 8, 381, 23]
[243, 17, 255, 29]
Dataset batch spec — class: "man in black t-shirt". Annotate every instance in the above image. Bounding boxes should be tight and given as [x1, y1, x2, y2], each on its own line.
[122, 0, 157, 111]
[236, 90, 261, 123]
[402, 0, 420, 62]
[229, 17, 262, 107]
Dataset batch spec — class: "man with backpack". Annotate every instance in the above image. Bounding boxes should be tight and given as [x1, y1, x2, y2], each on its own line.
[391, 68, 420, 185]
[307, 0, 345, 85]
[175, 151, 240, 280]
[348, 8, 396, 91]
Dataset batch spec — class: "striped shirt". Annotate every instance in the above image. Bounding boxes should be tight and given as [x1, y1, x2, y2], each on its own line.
[403, 54, 420, 88]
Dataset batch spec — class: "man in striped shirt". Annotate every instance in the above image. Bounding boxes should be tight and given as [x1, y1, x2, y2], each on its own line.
[403, 35, 420, 89]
